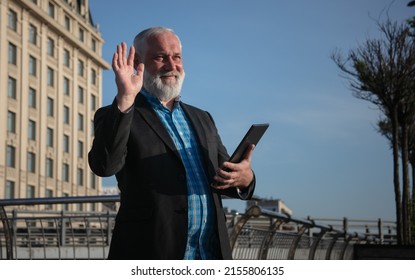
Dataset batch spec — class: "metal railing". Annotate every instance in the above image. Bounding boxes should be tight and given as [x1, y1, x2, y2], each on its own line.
[0, 196, 396, 260]
[0, 196, 118, 260]
[228, 206, 396, 260]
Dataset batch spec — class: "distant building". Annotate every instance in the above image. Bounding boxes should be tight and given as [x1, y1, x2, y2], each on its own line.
[101, 185, 119, 196]
[0, 0, 110, 211]
[247, 197, 293, 216]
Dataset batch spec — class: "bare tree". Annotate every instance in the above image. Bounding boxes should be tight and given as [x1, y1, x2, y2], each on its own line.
[332, 19, 415, 244]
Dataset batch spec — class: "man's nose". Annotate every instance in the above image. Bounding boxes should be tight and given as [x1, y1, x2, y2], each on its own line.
[163, 56, 175, 71]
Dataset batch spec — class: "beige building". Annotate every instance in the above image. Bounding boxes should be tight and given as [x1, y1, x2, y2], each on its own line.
[0, 0, 110, 210]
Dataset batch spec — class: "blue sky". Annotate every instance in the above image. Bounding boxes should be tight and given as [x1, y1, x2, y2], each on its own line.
[88, 0, 413, 220]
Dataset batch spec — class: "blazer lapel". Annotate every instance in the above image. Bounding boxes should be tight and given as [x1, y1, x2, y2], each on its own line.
[134, 94, 181, 159]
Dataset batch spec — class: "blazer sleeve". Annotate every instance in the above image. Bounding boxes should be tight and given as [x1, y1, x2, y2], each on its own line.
[88, 98, 133, 177]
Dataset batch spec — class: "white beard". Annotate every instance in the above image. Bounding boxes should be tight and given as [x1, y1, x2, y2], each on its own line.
[143, 69, 185, 101]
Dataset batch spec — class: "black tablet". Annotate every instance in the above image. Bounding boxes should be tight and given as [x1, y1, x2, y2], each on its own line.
[228, 123, 269, 163]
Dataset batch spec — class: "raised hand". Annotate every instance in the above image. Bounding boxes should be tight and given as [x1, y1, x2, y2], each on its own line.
[112, 42, 145, 112]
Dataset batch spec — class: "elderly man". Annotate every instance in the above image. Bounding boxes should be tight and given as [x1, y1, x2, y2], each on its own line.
[88, 27, 256, 260]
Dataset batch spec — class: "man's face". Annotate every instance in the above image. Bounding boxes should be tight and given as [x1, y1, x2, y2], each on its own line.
[142, 32, 185, 101]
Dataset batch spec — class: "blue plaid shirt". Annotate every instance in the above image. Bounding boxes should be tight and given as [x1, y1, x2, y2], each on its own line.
[142, 90, 219, 259]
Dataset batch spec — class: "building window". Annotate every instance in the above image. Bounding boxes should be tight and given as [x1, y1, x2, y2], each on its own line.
[5, 181, 15, 199]
[90, 95, 97, 111]
[64, 15, 71, 31]
[63, 193, 69, 211]
[90, 172, 96, 189]
[47, 67, 54, 86]
[45, 189, 53, 209]
[29, 87, 37, 108]
[7, 111, 16, 133]
[90, 204, 96, 212]
[77, 168, 84, 186]
[8, 43, 17, 65]
[77, 203, 83, 211]
[63, 106, 70, 124]
[29, 56, 37, 76]
[27, 185, 35, 199]
[78, 60, 84, 77]
[91, 69, 97, 85]
[62, 163, 70, 182]
[47, 37, 55, 56]
[79, 28, 84, 42]
[8, 9, 17, 31]
[46, 158, 54, 178]
[91, 38, 97, 52]
[48, 2, 55, 18]
[63, 49, 70, 67]
[6, 145, 16, 168]
[90, 120, 94, 136]
[29, 24, 37, 44]
[78, 86, 84, 104]
[78, 113, 84, 131]
[47, 97, 54, 117]
[27, 152, 36, 173]
[46, 189, 53, 197]
[63, 134, 69, 153]
[28, 119, 36, 141]
[63, 77, 70, 96]
[8, 76, 17, 99]
[47, 127, 54, 147]
[78, 140, 84, 158]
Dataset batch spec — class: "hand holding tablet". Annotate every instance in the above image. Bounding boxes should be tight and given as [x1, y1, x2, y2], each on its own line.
[212, 123, 269, 188]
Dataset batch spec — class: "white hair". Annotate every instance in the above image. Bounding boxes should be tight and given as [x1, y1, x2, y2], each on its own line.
[133, 26, 182, 61]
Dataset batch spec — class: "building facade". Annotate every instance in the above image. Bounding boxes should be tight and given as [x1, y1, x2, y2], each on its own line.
[0, 0, 110, 211]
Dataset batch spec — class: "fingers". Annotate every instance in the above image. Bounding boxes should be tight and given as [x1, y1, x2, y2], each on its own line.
[213, 167, 239, 189]
[213, 145, 256, 189]
[127, 45, 135, 67]
[243, 144, 255, 161]
[112, 52, 119, 71]
[112, 42, 134, 71]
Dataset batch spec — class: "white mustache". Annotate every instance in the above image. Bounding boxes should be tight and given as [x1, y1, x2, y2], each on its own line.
[158, 70, 181, 78]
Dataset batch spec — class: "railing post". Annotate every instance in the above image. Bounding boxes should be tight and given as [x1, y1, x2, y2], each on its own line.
[308, 228, 328, 260]
[229, 206, 262, 251]
[343, 217, 348, 234]
[287, 225, 308, 260]
[378, 218, 383, 244]
[106, 210, 111, 246]
[325, 234, 339, 260]
[60, 210, 66, 246]
[0, 205, 14, 259]
[339, 234, 354, 260]
[258, 219, 284, 260]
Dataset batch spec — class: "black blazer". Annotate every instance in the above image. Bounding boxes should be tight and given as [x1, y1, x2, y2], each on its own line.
[88, 93, 255, 259]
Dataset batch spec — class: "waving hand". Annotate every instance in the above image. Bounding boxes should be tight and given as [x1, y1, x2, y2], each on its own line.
[112, 42, 145, 112]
